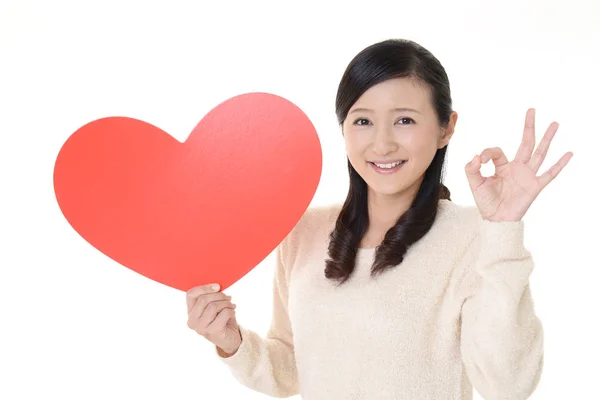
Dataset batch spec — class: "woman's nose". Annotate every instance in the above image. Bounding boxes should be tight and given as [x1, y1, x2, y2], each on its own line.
[372, 126, 398, 155]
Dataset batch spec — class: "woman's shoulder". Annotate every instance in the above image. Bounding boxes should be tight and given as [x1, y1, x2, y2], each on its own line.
[283, 200, 482, 243]
[279, 199, 484, 257]
[288, 203, 342, 240]
[435, 199, 483, 242]
[279, 203, 342, 254]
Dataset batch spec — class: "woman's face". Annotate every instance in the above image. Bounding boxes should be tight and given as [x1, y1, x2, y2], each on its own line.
[342, 77, 457, 199]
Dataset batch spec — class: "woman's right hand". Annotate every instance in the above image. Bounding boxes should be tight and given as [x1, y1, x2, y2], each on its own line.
[186, 284, 242, 357]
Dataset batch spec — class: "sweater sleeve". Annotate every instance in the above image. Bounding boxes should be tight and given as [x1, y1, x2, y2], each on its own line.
[458, 218, 544, 400]
[214, 241, 299, 398]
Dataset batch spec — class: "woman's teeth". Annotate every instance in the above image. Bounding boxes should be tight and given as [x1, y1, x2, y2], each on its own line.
[372, 160, 405, 169]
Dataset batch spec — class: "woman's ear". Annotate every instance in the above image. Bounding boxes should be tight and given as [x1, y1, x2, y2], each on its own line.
[438, 111, 458, 149]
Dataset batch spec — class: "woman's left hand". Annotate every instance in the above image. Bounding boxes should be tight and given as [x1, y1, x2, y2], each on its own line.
[465, 108, 573, 222]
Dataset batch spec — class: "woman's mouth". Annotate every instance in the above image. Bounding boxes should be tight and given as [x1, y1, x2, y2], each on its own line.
[368, 160, 406, 174]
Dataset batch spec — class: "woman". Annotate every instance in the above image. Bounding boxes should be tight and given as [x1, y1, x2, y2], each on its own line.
[185, 39, 572, 399]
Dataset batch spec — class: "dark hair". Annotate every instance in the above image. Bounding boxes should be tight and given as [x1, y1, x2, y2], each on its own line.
[325, 39, 453, 285]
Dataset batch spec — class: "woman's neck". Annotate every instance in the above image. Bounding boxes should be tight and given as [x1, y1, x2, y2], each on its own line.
[360, 188, 416, 248]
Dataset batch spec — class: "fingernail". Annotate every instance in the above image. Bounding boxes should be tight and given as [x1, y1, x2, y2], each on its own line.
[211, 284, 220, 291]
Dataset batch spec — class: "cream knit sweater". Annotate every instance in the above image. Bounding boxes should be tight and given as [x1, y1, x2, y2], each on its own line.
[216, 199, 544, 399]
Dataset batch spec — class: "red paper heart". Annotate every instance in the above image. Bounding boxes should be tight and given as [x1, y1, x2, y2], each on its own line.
[53, 93, 322, 291]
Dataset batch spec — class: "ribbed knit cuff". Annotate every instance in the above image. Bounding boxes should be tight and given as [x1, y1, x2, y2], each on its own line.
[215, 325, 256, 370]
[475, 218, 534, 288]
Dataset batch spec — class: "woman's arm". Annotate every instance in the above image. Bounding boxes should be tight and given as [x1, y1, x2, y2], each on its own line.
[458, 219, 544, 400]
[215, 242, 298, 398]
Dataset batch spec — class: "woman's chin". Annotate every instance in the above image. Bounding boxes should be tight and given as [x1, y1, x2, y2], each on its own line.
[367, 183, 408, 197]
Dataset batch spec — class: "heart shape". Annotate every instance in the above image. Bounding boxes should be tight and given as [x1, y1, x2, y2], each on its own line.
[53, 93, 322, 291]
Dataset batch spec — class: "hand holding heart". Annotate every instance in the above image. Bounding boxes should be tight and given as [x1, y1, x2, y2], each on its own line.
[186, 284, 242, 357]
[465, 108, 573, 222]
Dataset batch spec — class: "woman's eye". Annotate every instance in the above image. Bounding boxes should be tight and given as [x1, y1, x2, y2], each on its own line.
[353, 118, 371, 126]
[352, 117, 414, 126]
[396, 117, 415, 125]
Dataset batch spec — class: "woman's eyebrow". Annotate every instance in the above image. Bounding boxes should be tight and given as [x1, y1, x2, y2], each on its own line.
[349, 107, 422, 114]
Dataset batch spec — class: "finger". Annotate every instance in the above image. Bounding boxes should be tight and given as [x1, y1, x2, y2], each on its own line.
[186, 283, 220, 313]
[528, 121, 559, 172]
[537, 151, 573, 188]
[188, 299, 234, 332]
[515, 108, 536, 163]
[465, 154, 484, 191]
[480, 147, 509, 167]
[207, 307, 236, 334]
[193, 300, 236, 333]
[189, 292, 231, 320]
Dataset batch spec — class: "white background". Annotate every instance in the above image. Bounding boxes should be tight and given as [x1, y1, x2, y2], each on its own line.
[1, 0, 599, 399]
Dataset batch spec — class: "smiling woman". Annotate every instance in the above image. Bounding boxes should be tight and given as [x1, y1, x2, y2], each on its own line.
[184, 38, 570, 400]
[330, 61, 457, 277]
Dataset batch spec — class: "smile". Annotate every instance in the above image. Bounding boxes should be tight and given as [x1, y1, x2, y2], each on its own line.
[369, 160, 406, 174]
